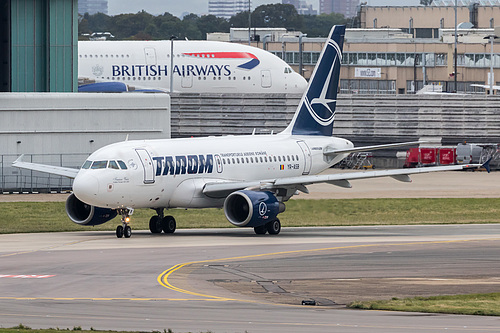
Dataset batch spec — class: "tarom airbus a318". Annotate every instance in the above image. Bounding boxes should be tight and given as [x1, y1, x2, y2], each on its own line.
[14, 25, 485, 238]
[78, 39, 307, 93]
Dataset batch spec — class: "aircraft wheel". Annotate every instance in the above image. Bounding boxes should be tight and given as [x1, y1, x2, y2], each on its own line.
[116, 225, 124, 238]
[124, 225, 132, 238]
[254, 225, 267, 235]
[266, 218, 281, 235]
[149, 216, 162, 233]
[162, 216, 176, 234]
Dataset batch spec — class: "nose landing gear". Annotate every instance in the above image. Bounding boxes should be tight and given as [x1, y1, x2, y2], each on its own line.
[116, 208, 134, 238]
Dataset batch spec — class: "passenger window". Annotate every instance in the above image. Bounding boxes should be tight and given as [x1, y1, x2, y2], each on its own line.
[117, 160, 127, 169]
[91, 161, 108, 169]
[108, 161, 119, 169]
[81, 160, 92, 169]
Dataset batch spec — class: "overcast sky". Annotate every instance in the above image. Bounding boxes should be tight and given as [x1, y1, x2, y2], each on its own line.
[108, 0, 421, 18]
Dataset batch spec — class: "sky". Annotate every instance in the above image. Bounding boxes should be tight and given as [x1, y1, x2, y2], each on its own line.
[107, 0, 421, 18]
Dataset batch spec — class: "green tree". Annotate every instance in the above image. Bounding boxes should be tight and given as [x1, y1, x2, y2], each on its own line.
[111, 11, 154, 39]
[301, 13, 346, 37]
[252, 4, 302, 29]
[86, 12, 112, 33]
[229, 10, 250, 28]
[197, 15, 229, 37]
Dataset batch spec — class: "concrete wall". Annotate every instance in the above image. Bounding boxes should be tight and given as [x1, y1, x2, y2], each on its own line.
[1, 93, 170, 156]
[0, 92, 170, 192]
[170, 93, 500, 146]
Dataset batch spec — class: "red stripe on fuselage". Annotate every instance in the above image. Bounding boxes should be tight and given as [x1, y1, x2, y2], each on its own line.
[183, 52, 257, 60]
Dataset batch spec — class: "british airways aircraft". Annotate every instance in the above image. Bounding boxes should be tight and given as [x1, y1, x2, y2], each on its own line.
[14, 26, 482, 238]
[78, 39, 307, 93]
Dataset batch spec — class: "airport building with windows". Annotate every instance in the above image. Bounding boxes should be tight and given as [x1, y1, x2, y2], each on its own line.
[232, 4, 500, 94]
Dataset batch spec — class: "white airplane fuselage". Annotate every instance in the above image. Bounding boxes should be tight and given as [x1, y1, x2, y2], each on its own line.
[73, 134, 352, 210]
[78, 40, 307, 93]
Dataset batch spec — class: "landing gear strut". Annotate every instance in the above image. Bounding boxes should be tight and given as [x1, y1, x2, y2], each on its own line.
[149, 208, 176, 234]
[116, 208, 133, 238]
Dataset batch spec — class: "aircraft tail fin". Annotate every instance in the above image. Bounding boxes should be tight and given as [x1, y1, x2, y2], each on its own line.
[282, 25, 345, 136]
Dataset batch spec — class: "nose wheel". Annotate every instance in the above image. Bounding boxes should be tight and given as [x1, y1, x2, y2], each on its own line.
[116, 208, 133, 238]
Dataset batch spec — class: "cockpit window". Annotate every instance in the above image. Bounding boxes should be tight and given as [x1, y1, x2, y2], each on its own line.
[91, 161, 108, 169]
[82, 160, 92, 169]
[108, 160, 119, 169]
[117, 160, 127, 169]
[284, 67, 292, 74]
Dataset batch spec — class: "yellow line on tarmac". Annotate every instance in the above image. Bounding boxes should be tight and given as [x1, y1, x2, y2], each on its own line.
[157, 238, 500, 303]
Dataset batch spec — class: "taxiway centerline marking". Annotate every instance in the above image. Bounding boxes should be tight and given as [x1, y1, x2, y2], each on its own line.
[157, 237, 500, 303]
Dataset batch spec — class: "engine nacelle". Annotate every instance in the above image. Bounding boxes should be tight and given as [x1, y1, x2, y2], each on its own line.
[65, 193, 117, 226]
[224, 190, 285, 228]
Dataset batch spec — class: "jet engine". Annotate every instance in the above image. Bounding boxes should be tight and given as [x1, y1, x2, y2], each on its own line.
[65, 193, 117, 226]
[223, 190, 285, 227]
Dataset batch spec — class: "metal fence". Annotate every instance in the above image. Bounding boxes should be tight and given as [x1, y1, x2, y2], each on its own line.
[1, 153, 89, 193]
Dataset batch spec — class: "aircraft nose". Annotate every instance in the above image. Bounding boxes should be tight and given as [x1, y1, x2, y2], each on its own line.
[72, 173, 99, 203]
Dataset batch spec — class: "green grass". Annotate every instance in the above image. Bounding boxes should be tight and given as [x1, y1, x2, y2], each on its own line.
[0, 327, 204, 333]
[348, 293, 500, 316]
[1, 198, 500, 234]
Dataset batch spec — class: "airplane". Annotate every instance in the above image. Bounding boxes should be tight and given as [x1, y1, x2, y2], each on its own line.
[78, 39, 307, 93]
[14, 25, 485, 238]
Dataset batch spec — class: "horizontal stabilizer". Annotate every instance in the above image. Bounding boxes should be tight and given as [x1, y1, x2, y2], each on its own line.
[390, 174, 412, 183]
[325, 141, 424, 155]
[12, 155, 79, 179]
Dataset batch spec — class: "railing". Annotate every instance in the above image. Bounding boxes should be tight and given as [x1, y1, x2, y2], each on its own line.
[1, 153, 89, 193]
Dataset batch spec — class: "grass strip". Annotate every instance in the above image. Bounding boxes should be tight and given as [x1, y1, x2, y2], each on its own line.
[1, 198, 500, 234]
[348, 293, 500, 316]
[0, 326, 204, 333]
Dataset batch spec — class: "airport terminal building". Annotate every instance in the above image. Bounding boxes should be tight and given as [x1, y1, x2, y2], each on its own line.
[234, 4, 500, 94]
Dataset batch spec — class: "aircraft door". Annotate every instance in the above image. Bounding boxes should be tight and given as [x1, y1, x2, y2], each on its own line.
[144, 48, 157, 65]
[181, 75, 193, 88]
[296, 141, 312, 175]
[261, 70, 272, 88]
[135, 149, 155, 184]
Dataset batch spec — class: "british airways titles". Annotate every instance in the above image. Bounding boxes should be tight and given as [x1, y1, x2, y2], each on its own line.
[112, 64, 232, 78]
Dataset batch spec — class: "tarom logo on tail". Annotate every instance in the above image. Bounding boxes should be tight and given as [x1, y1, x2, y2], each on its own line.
[286, 25, 345, 137]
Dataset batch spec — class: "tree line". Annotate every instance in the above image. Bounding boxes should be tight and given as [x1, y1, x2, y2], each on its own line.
[78, 4, 348, 40]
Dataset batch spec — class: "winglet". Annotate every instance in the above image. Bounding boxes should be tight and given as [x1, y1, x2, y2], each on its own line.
[13, 154, 25, 165]
[482, 157, 492, 173]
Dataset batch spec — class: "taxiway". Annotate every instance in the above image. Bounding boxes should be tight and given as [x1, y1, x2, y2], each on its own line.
[1, 225, 500, 332]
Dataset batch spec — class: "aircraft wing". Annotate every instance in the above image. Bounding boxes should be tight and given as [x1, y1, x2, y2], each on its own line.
[12, 155, 79, 179]
[470, 84, 500, 90]
[202, 163, 482, 199]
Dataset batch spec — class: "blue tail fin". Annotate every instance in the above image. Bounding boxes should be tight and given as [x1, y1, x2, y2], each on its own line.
[283, 25, 345, 136]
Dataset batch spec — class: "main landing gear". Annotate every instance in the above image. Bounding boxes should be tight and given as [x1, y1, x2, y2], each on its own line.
[116, 208, 133, 238]
[254, 218, 281, 235]
[149, 208, 176, 234]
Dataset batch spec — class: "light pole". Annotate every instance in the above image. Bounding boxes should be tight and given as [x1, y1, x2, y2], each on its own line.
[299, 34, 307, 77]
[454, 0, 457, 92]
[484, 34, 498, 95]
[170, 35, 177, 94]
[248, 0, 251, 46]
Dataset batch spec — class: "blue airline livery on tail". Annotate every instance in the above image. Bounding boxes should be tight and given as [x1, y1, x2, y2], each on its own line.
[14, 26, 483, 237]
[78, 39, 307, 93]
